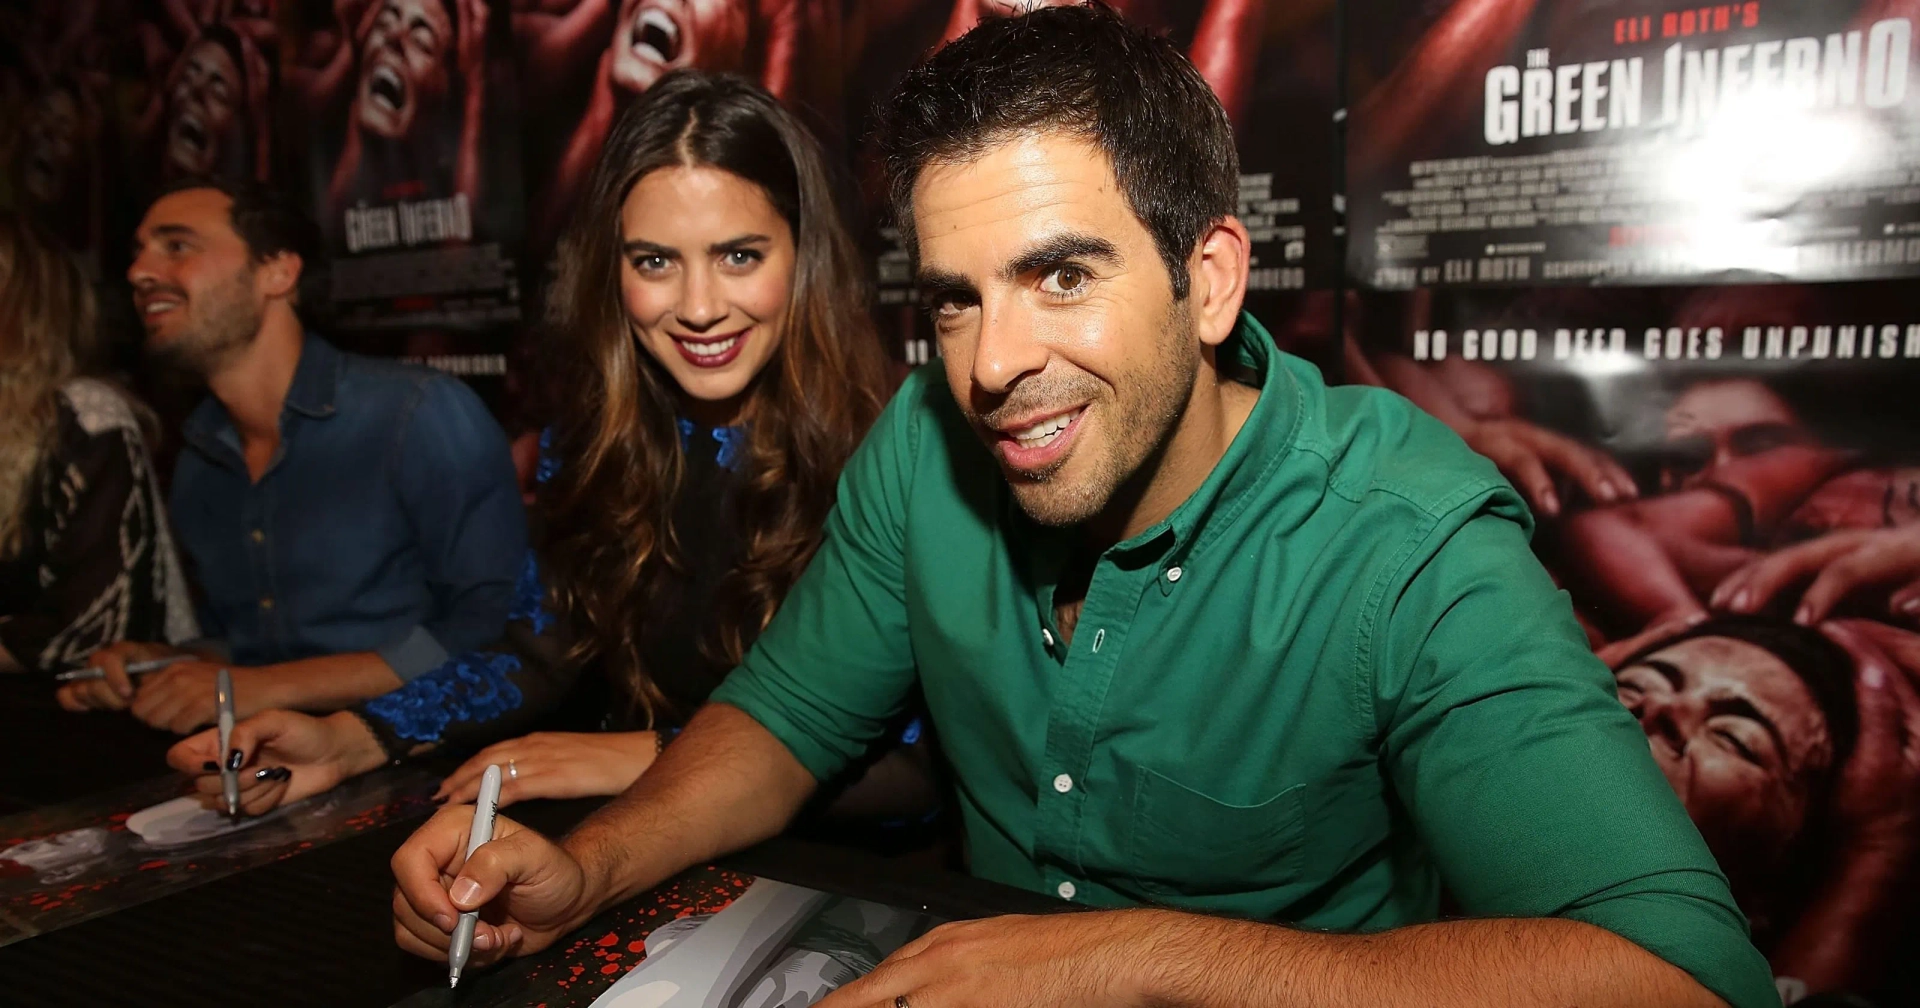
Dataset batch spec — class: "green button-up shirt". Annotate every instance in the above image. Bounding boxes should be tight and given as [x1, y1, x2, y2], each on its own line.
[711, 313, 1774, 1008]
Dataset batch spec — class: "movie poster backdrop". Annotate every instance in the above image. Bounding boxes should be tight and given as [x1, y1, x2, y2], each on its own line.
[1342, 281, 1920, 1008]
[839, 0, 1341, 366]
[1348, 0, 1920, 289]
[277, 0, 526, 367]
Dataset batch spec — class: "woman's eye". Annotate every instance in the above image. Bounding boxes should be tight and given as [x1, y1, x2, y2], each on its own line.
[723, 250, 761, 268]
[1040, 265, 1090, 296]
[632, 255, 669, 272]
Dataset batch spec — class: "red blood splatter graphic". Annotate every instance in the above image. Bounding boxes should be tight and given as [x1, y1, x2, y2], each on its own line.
[626, 940, 645, 953]
[596, 932, 619, 946]
[600, 963, 620, 975]
[137, 860, 169, 871]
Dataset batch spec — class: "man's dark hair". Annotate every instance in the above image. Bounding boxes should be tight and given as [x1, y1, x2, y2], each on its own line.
[875, 1, 1237, 300]
[155, 176, 326, 308]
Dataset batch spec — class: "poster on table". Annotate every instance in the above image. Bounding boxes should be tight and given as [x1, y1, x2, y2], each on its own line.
[1343, 281, 1920, 1008]
[276, 0, 526, 380]
[839, 0, 1341, 365]
[389, 871, 942, 1008]
[0, 766, 439, 947]
[1347, 0, 1920, 289]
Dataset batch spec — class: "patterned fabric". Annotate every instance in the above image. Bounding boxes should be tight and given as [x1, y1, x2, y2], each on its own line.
[509, 551, 555, 635]
[676, 418, 748, 472]
[362, 651, 526, 743]
[0, 380, 198, 674]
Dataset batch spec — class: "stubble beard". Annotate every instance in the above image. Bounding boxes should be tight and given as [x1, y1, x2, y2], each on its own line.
[148, 267, 265, 377]
[988, 308, 1198, 529]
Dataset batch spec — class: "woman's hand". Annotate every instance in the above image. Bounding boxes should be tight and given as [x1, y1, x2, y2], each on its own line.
[167, 710, 389, 816]
[435, 731, 660, 808]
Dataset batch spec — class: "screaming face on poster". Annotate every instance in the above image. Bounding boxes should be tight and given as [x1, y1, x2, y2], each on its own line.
[512, 0, 828, 257]
[283, 0, 524, 332]
[134, 7, 274, 188]
[1348, 0, 1920, 289]
[1347, 282, 1920, 1007]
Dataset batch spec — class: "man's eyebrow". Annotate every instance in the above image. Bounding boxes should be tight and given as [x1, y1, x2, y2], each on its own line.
[133, 224, 197, 252]
[915, 265, 977, 302]
[999, 233, 1122, 282]
[1711, 695, 1790, 765]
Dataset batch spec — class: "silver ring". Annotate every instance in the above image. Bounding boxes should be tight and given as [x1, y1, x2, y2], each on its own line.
[894, 997, 909, 1008]
[506, 758, 518, 781]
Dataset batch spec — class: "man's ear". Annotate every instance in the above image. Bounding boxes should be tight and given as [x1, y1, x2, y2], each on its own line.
[257, 251, 302, 302]
[1187, 216, 1251, 349]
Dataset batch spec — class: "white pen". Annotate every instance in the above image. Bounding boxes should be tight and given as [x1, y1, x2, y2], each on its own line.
[215, 668, 240, 818]
[448, 763, 503, 989]
[54, 654, 193, 683]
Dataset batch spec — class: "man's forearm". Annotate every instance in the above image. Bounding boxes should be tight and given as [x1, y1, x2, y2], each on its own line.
[1139, 912, 1725, 1008]
[560, 704, 817, 920]
[250, 652, 404, 712]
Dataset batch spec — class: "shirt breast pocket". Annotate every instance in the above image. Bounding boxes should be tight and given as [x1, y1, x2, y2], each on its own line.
[1127, 766, 1306, 898]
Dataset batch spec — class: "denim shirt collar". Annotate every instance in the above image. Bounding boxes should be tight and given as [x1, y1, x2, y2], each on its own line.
[182, 333, 341, 469]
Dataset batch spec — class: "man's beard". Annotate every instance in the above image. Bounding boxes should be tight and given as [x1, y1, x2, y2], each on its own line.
[148, 268, 264, 376]
[969, 307, 1198, 528]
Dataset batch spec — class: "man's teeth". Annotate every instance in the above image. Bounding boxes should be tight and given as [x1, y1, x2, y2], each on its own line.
[1011, 409, 1081, 449]
[144, 301, 179, 315]
[679, 336, 738, 358]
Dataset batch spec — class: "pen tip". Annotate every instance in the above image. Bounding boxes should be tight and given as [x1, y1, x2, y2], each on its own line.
[449, 970, 461, 989]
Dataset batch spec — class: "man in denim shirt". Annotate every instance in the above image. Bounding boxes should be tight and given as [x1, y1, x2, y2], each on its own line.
[57, 180, 525, 733]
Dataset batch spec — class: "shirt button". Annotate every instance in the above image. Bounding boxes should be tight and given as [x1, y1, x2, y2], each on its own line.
[1052, 773, 1073, 794]
[259, 597, 274, 610]
[1041, 628, 1055, 647]
[1166, 566, 1183, 582]
[1056, 881, 1076, 900]
[250, 529, 265, 544]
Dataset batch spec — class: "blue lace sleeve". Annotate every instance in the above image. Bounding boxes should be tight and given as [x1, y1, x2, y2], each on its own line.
[509, 549, 555, 635]
[362, 651, 526, 743]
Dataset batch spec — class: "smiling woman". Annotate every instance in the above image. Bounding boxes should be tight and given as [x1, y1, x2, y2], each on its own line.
[176, 71, 935, 835]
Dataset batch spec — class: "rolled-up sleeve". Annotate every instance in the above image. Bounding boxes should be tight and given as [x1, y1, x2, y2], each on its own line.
[379, 376, 526, 680]
[1374, 493, 1777, 1008]
[707, 374, 927, 781]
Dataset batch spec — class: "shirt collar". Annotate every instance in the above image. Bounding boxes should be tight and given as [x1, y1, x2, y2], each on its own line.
[180, 333, 341, 467]
[283, 334, 342, 419]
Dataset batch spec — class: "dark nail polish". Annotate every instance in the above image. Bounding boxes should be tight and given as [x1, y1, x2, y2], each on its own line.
[226, 749, 244, 771]
[253, 767, 277, 781]
[202, 761, 219, 772]
[270, 767, 293, 781]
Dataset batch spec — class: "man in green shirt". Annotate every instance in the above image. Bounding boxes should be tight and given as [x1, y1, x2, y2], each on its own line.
[392, 6, 1775, 1006]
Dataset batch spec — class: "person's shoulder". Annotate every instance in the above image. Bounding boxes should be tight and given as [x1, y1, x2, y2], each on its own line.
[331, 344, 446, 394]
[1280, 355, 1515, 523]
[333, 346, 492, 416]
[55, 378, 144, 440]
[877, 362, 966, 443]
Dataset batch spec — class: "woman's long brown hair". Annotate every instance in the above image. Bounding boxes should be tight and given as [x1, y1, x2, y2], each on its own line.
[540, 70, 890, 725]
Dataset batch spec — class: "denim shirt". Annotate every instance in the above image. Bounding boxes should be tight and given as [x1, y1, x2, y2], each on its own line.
[169, 335, 526, 679]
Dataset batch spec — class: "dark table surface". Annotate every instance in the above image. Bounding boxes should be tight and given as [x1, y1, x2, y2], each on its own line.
[0, 673, 179, 815]
[0, 785, 1063, 1008]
